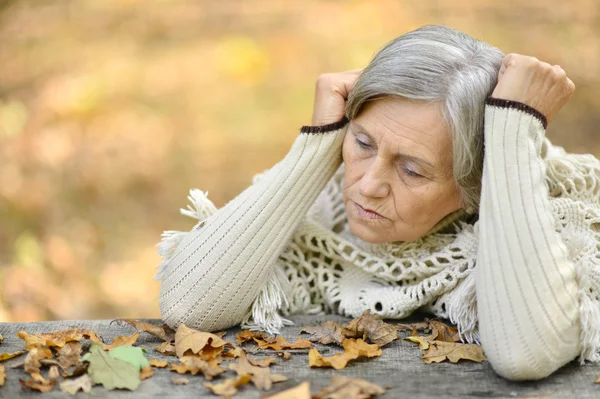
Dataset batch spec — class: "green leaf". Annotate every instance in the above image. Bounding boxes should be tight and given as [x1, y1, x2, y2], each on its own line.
[109, 345, 149, 371]
[85, 343, 140, 390]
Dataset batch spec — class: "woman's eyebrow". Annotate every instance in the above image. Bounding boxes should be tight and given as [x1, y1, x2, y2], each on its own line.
[352, 121, 435, 168]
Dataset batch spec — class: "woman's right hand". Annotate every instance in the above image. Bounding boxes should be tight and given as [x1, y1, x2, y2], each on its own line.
[311, 69, 363, 126]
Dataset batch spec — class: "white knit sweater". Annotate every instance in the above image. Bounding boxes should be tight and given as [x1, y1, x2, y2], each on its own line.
[155, 97, 600, 381]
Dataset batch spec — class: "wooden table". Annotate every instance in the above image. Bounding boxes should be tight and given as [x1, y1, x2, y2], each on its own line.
[1, 312, 598, 398]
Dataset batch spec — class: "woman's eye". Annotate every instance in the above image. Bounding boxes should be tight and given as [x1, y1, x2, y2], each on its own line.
[355, 138, 370, 149]
[404, 167, 422, 178]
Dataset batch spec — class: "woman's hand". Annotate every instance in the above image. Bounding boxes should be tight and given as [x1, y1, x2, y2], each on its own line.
[311, 69, 363, 126]
[491, 53, 575, 127]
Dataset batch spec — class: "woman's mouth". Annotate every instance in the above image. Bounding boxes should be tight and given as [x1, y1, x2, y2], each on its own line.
[354, 201, 384, 219]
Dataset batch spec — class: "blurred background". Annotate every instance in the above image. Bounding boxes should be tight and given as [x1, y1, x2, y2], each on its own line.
[0, 0, 598, 322]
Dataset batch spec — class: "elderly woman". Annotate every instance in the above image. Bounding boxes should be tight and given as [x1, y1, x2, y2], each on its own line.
[154, 25, 600, 381]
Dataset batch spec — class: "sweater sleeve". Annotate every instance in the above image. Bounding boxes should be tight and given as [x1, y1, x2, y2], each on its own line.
[156, 116, 349, 333]
[476, 97, 582, 381]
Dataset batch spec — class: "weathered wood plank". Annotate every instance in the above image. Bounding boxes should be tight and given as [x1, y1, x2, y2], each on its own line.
[0, 312, 598, 398]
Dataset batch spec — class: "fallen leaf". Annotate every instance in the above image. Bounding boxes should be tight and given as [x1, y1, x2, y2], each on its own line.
[19, 367, 58, 393]
[0, 365, 5, 386]
[102, 333, 140, 350]
[59, 373, 93, 395]
[24, 346, 53, 376]
[300, 320, 345, 345]
[203, 374, 251, 397]
[171, 376, 189, 385]
[404, 335, 432, 350]
[175, 324, 233, 359]
[265, 381, 311, 399]
[48, 365, 60, 380]
[0, 351, 25, 361]
[140, 366, 154, 380]
[308, 338, 382, 370]
[107, 345, 150, 371]
[247, 354, 277, 367]
[421, 340, 487, 363]
[313, 374, 386, 399]
[149, 358, 169, 368]
[236, 330, 271, 345]
[57, 341, 82, 370]
[155, 341, 176, 356]
[394, 321, 430, 333]
[222, 346, 244, 358]
[276, 351, 292, 361]
[60, 362, 88, 378]
[112, 319, 175, 342]
[256, 336, 312, 350]
[0, 333, 2, 343]
[342, 309, 399, 346]
[427, 319, 461, 343]
[17, 328, 102, 351]
[83, 342, 140, 390]
[170, 355, 226, 380]
[229, 351, 287, 391]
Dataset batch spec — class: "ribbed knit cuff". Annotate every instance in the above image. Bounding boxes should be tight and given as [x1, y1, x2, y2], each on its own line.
[485, 96, 548, 130]
[300, 115, 350, 134]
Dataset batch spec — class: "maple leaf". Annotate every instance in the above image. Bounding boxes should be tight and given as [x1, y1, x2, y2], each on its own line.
[17, 328, 102, 351]
[112, 319, 175, 342]
[170, 355, 227, 380]
[421, 340, 487, 363]
[0, 365, 5, 387]
[308, 338, 382, 370]
[59, 373, 92, 395]
[82, 343, 140, 390]
[0, 351, 25, 361]
[256, 336, 312, 350]
[313, 374, 386, 399]
[57, 341, 82, 370]
[203, 374, 252, 397]
[341, 309, 399, 346]
[229, 351, 287, 391]
[149, 358, 169, 368]
[247, 354, 277, 367]
[266, 381, 311, 399]
[300, 320, 345, 345]
[175, 323, 233, 358]
[101, 332, 140, 350]
[155, 341, 176, 356]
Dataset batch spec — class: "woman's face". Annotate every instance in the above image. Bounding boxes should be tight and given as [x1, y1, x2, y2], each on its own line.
[342, 96, 462, 243]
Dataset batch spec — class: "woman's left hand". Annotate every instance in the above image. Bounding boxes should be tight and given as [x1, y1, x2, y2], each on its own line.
[491, 53, 575, 127]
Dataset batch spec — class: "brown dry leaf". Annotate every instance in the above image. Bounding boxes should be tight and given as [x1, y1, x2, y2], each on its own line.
[102, 332, 140, 350]
[308, 338, 382, 370]
[112, 319, 175, 342]
[247, 354, 277, 367]
[172, 376, 189, 385]
[256, 336, 312, 350]
[48, 365, 60, 380]
[235, 329, 271, 345]
[277, 351, 292, 361]
[149, 358, 169, 368]
[140, 365, 154, 380]
[59, 373, 93, 395]
[265, 381, 311, 399]
[394, 321, 430, 333]
[24, 346, 53, 376]
[155, 341, 176, 356]
[57, 341, 82, 370]
[175, 324, 233, 359]
[594, 376, 600, 384]
[404, 335, 433, 350]
[213, 331, 227, 338]
[300, 320, 345, 345]
[203, 374, 251, 397]
[341, 309, 399, 346]
[229, 351, 287, 391]
[60, 362, 88, 378]
[421, 340, 487, 363]
[17, 328, 102, 351]
[0, 365, 5, 387]
[313, 374, 386, 399]
[19, 366, 58, 393]
[0, 350, 25, 361]
[0, 333, 2, 343]
[170, 355, 226, 380]
[222, 346, 244, 358]
[427, 319, 461, 343]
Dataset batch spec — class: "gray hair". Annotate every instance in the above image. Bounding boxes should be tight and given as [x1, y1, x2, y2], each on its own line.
[345, 24, 505, 215]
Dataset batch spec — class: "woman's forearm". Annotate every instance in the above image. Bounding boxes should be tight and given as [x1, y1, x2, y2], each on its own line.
[476, 98, 581, 381]
[158, 118, 349, 332]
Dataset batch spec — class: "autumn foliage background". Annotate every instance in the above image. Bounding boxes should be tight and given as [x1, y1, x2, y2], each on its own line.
[0, 0, 598, 323]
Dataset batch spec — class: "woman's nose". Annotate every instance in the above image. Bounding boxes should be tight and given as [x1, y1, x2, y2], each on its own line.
[359, 159, 390, 198]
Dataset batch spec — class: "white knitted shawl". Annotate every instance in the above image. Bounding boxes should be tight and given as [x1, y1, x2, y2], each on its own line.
[156, 137, 600, 365]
